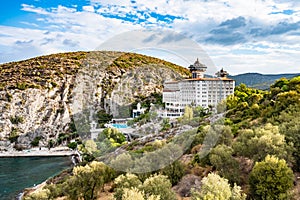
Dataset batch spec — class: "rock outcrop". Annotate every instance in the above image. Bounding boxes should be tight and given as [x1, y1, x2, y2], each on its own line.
[0, 51, 190, 150]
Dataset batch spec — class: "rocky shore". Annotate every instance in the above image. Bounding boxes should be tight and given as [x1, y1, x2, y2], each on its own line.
[0, 147, 76, 157]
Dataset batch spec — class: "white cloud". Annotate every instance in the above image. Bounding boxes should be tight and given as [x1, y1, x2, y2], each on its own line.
[21, 4, 49, 15]
[1, 0, 300, 75]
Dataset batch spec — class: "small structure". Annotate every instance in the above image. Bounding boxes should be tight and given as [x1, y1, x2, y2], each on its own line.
[90, 120, 104, 140]
[132, 103, 147, 118]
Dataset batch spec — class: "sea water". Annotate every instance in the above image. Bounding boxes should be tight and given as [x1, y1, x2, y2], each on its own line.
[0, 157, 72, 200]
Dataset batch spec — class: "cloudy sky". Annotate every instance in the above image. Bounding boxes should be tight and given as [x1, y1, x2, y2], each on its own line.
[1, 0, 300, 75]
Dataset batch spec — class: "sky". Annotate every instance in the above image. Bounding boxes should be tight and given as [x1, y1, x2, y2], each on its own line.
[0, 0, 300, 75]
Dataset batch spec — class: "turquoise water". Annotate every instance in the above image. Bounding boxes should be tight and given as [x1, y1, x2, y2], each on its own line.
[0, 157, 72, 200]
[112, 124, 128, 129]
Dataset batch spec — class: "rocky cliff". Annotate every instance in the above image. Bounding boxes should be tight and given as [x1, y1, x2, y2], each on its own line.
[0, 51, 190, 150]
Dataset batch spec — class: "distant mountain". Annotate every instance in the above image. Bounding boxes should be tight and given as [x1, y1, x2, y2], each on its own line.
[229, 73, 300, 90]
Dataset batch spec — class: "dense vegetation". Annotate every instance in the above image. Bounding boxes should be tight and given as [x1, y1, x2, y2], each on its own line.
[24, 76, 300, 200]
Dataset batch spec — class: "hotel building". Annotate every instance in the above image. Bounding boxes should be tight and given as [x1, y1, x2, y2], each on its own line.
[161, 59, 235, 118]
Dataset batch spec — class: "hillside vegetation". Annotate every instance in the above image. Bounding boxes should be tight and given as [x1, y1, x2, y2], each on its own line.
[0, 51, 190, 91]
[24, 76, 300, 200]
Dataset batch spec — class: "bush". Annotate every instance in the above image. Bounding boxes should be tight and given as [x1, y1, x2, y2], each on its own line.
[31, 136, 41, 147]
[191, 173, 246, 200]
[9, 128, 19, 143]
[10, 115, 24, 124]
[114, 173, 142, 200]
[114, 174, 176, 200]
[122, 188, 145, 200]
[64, 161, 115, 200]
[160, 160, 185, 186]
[249, 155, 294, 200]
[209, 145, 240, 184]
[233, 124, 288, 162]
[141, 174, 177, 200]
[67, 141, 77, 150]
[24, 188, 51, 200]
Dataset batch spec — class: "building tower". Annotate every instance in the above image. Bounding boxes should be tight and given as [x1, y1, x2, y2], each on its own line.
[215, 68, 229, 78]
[188, 58, 207, 78]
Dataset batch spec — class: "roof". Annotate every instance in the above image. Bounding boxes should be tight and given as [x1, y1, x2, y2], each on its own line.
[182, 77, 235, 81]
[163, 89, 180, 92]
[164, 81, 179, 84]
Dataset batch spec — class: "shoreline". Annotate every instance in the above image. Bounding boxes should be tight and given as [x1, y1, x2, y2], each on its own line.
[0, 147, 77, 157]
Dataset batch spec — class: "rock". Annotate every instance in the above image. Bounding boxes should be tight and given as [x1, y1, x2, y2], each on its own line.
[173, 174, 202, 197]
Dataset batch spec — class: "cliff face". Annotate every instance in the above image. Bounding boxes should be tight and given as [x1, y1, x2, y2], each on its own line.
[0, 51, 190, 150]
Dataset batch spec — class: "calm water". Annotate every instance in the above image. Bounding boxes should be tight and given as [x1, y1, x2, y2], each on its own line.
[112, 124, 128, 128]
[0, 157, 72, 200]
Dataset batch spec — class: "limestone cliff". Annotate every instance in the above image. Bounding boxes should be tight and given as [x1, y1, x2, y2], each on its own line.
[0, 51, 190, 150]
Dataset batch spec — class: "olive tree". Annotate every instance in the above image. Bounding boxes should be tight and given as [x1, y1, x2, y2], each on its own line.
[249, 155, 294, 200]
[191, 173, 246, 200]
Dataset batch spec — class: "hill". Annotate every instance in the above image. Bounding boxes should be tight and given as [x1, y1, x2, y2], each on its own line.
[0, 51, 190, 150]
[229, 72, 300, 89]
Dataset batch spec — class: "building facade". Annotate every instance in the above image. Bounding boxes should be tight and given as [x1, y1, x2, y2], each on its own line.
[161, 59, 235, 118]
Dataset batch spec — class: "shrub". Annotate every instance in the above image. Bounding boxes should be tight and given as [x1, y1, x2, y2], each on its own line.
[233, 124, 288, 162]
[114, 173, 142, 200]
[191, 173, 246, 200]
[160, 160, 185, 186]
[64, 161, 115, 200]
[31, 136, 41, 147]
[122, 188, 145, 200]
[121, 188, 160, 200]
[67, 141, 77, 150]
[9, 128, 19, 143]
[24, 188, 50, 200]
[141, 174, 177, 200]
[10, 115, 24, 124]
[249, 155, 294, 200]
[209, 145, 240, 184]
[114, 174, 176, 200]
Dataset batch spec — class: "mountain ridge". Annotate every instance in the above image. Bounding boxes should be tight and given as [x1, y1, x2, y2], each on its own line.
[229, 72, 300, 89]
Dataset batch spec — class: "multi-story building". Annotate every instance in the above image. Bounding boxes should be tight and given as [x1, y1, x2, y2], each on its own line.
[161, 59, 235, 118]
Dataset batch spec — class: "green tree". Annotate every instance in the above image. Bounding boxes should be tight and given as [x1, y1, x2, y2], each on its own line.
[160, 160, 185, 186]
[24, 189, 50, 200]
[191, 173, 246, 200]
[114, 173, 142, 200]
[249, 155, 294, 200]
[114, 174, 176, 200]
[233, 123, 288, 162]
[96, 110, 113, 127]
[279, 105, 300, 170]
[84, 139, 98, 154]
[183, 105, 193, 120]
[121, 188, 160, 200]
[65, 161, 115, 200]
[209, 145, 240, 184]
[141, 174, 177, 200]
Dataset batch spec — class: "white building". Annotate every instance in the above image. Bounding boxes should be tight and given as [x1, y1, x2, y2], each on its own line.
[161, 59, 235, 118]
[132, 103, 147, 118]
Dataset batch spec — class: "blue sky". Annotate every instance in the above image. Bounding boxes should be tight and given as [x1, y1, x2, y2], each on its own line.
[1, 0, 300, 74]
